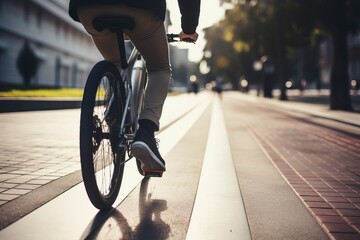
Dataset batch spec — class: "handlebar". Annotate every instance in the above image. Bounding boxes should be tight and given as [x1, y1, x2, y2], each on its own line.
[167, 34, 195, 43]
[167, 33, 179, 42]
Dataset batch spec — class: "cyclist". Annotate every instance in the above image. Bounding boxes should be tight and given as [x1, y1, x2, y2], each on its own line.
[69, 1, 200, 175]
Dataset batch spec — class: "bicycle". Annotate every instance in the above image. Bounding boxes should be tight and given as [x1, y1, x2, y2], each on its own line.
[79, 16, 184, 210]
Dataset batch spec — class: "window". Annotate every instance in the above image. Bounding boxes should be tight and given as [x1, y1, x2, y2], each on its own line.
[61, 65, 70, 87]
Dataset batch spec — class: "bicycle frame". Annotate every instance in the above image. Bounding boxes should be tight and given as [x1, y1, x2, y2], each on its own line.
[118, 41, 146, 140]
[103, 32, 181, 158]
[80, 17, 184, 209]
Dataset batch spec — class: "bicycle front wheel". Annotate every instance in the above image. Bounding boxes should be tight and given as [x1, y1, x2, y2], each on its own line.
[80, 61, 126, 210]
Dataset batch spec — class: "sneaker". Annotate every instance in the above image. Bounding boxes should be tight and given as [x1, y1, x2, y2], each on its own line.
[131, 128, 166, 173]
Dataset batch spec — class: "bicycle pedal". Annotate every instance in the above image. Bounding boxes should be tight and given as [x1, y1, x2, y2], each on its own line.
[143, 171, 163, 178]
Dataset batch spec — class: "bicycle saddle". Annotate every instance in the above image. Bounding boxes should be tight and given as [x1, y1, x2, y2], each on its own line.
[93, 16, 135, 32]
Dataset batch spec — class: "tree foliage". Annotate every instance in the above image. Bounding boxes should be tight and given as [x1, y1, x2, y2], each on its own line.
[204, 0, 360, 110]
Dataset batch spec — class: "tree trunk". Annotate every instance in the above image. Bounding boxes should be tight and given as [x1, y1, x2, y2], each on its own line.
[275, 0, 288, 100]
[329, 1, 353, 111]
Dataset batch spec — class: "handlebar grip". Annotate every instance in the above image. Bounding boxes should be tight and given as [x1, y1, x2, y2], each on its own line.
[181, 37, 195, 43]
[167, 33, 179, 42]
[166, 34, 195, 43]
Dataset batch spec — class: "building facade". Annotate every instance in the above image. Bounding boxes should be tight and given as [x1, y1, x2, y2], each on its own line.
[0, 0, 100, 88]
[0, 0, 194, 89]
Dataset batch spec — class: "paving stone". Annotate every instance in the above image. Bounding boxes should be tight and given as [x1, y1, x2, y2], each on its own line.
[323, 223, 358, 234]
[341, 193, 360, 198]
[0, 174, 21, 182]
[331, 202, 359, 210]
[4, 178, 30, 184]
[296, 189, 319, 196]
[317, 215, 348, 224]
[3, 188, 31, 195]
[0, 182, 18, 189]
[331, 233, 360, 240]
[306, 201, 332, 209]
[26, 179, 52, 185]
[14, 184, 41, 190]
[337, 189, 358, 194]
[302, 196, 325, 202]
[311, 208, 339, 216]
[325, 196, 351, 203]
[37, 176, 59, 180]
[318, 191, 341, 197]
[0, 194, 19, 201]
[346, 217, 360, 224]
[338, 209, 360, 217]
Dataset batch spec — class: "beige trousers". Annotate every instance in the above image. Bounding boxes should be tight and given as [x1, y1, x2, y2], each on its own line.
[77, 5, 171, 129]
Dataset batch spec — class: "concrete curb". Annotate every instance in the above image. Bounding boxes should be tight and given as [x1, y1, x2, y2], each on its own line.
[0, 99, 82, 113]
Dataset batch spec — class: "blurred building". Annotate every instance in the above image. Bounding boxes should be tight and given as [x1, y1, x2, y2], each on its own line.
[170, 47, 194, 89]
[0, 0, 100, 88]
[165, 10, 194, 90]
[0, 0, 194, 89]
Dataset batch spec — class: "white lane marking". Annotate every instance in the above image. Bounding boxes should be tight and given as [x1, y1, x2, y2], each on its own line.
[0, 95, 211, 240]
[186, 97, 252, 240]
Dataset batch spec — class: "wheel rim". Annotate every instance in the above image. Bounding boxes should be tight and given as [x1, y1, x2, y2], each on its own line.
[91, 75, 122, 198]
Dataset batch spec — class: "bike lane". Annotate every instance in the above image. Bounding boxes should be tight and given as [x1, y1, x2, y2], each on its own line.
[0, 93, 212, 239]
[0, 92, 209, 230]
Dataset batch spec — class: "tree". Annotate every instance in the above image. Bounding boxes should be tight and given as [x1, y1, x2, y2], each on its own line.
[311, 0, 360, 110]
[203, 24, 242, 87]
[16, 42, 40, 86]
[207, 1, 311, 96]
[214, 0, 360, 111]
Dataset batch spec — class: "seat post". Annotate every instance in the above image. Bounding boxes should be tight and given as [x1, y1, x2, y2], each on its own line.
[116, 31, 128, 69]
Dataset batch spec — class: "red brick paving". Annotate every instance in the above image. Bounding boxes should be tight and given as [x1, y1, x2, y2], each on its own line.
[239, 102, 360, 240]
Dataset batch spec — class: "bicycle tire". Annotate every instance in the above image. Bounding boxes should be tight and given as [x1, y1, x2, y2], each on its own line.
[80, 61, 126, 210]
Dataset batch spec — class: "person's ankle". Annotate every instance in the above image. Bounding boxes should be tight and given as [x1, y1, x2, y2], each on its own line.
[138, 119, 157, 137]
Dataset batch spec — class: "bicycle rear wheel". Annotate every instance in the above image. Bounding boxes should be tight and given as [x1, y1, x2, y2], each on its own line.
[80, 61, 126, 210]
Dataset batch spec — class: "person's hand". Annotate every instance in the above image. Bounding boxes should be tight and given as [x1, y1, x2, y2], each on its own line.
[179, 31, 198, 43]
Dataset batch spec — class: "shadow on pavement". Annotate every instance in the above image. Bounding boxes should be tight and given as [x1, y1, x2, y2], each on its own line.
[81, 177, 171, 239]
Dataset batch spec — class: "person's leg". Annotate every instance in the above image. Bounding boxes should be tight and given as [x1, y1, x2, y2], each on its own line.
[123, 11, 170, 131]
[123, 8, 170, 173]
[77, 5, 169, 173]
[77, 5, 170, 130]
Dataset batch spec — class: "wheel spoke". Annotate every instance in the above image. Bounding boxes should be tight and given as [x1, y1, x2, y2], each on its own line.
[80, 61, 125, 209]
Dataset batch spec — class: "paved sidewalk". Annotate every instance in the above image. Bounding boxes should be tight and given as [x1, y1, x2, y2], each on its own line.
[247, 89, 360, 127]
[0, 93, 206, 216]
